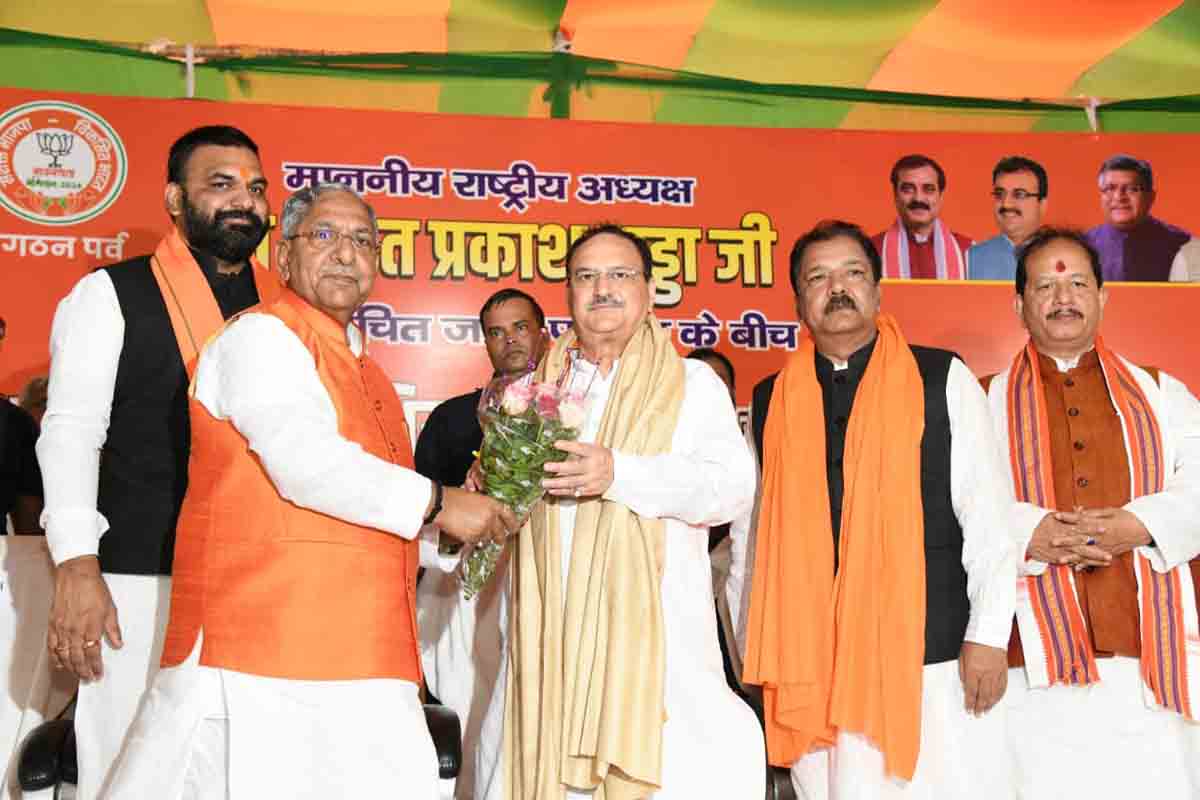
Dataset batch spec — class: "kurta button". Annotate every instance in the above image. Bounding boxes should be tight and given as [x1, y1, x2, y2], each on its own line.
[1077, 477, 1088, 488]
[374, 400, 383, 411]
[1068, 407, 1080, 417]
[833, 458, 843, 468]
[1073, 441, 1085, 451]
[834, 416, 847, 429]
[834, 375, 846, 385]
[1064, 378, 1075, 387]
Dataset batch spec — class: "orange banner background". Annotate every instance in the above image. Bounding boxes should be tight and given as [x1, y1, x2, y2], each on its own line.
[1, 88, 1196, 410]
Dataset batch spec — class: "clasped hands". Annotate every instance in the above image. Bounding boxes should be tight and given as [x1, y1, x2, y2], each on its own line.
[1027, 506, 1153, 570]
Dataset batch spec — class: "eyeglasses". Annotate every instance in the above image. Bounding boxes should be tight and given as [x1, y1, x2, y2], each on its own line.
[990, 188, 1041, 202]
[568, 267, 645, 287]
[287, 227, 378, 251]
[1100, 184, 1146, 197]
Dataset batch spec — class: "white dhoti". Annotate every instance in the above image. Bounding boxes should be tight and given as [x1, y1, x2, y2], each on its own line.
[790, 660, 1012, 800]
[75, 573, 170, 800]
[104, 636, 439, 799]
[1007, 655, 1200, 799]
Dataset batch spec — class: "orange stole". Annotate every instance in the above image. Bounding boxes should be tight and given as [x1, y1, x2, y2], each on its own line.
[162, 290, 422, 682]
[149, 227, 281, 377]
[743, 314, 927, 780]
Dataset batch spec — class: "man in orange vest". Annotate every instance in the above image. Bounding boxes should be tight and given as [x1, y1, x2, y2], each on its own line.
[104, 182, 517, 798]
[38, 126, 280, 799]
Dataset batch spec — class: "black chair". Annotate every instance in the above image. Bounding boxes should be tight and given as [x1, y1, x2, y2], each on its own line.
[18, 703, 462, 795]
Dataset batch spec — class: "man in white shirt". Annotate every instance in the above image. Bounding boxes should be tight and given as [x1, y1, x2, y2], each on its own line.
[480, 225, 765, 799]
[36, 126, 280, 799]
[103, 182, 517, 798]
[984, 227, 1200, 798]
[736, 220, 1016, 799]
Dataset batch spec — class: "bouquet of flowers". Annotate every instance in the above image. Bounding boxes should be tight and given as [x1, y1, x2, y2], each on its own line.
[458, 370, 589, 599]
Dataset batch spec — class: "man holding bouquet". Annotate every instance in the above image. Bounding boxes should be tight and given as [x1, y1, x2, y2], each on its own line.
[103, 183, 516, 798]
[474, 224, 765, 800]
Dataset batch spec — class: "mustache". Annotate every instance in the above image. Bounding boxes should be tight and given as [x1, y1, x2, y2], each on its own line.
[999, 208, 1022, 216]
[215, 209, 263, 227]
[588, 294, 625, 310]
[906, 201, 930, 212]
[825, 294, 857, 314]
[1047, 308, 1083, 320]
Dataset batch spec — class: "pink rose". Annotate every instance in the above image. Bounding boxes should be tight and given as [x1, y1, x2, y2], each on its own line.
[535, 391, 560, 418]
[557, 398, 586, 430]
[501, 381, 533, 415]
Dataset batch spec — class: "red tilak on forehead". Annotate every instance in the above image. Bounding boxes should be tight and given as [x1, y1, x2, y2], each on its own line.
[1055, 259, 1067, 272]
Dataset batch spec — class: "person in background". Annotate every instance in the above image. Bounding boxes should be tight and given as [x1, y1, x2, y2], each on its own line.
[415, 287, 549, 800]
[968, 156, 1048, 281]
[1085, 154, 1190, 282]
[873, 154, 973, 280]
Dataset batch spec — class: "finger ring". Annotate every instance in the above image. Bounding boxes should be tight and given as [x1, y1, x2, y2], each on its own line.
[573, 487, 582, 498]
[84, 640, 99, 648]
[1086, 537, 1096, 546]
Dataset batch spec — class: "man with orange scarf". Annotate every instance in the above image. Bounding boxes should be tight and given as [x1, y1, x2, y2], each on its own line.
[738, 220, 1016, 798]
[984, 228, 1200, 798]
[36, 126, 280, 799]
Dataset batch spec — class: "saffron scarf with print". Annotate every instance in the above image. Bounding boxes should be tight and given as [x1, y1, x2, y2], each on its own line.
[1005, 337, 1199, 718]
[880, 218, 965, 280]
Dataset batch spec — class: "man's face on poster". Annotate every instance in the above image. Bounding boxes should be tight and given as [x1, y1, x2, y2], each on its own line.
[1099, 168, 1154, 231]
[894, 165, 943, 232]
[992, 170, 1045, 243]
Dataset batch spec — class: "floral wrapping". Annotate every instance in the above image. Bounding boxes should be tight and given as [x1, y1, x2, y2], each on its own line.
[457, 368, 589, 599]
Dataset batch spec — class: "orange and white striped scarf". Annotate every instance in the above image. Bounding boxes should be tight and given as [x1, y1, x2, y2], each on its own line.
[1005, 337, 1199, 718]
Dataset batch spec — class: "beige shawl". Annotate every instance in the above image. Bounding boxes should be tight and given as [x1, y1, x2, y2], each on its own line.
[503, 314, 686, 800]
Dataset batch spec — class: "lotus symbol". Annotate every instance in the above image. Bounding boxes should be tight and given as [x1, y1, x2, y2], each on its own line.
[36, 131, 74, 169]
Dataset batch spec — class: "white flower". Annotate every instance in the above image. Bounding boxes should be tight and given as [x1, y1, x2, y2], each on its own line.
[557, 398, 586, 429]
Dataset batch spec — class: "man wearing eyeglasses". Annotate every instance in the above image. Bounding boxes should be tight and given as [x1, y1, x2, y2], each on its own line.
[36, 125, 281, 799]
[967, 156, 1048, 280]
[1084, 154, 1191, 282]
[104, 183, 517, 798]
[477, 224, 764, 799]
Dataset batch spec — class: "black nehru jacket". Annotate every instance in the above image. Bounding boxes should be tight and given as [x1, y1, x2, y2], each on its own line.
[751, 338, 970, 666]
[98, 247, 259, 574]
[415, 389, 484, 488]
[1, 402, 42, 531]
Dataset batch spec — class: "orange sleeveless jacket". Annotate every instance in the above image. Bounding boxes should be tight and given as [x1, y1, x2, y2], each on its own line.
[161, 290, 422, 682]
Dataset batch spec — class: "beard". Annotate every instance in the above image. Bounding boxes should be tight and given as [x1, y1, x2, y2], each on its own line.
[182, 193, 268, 264]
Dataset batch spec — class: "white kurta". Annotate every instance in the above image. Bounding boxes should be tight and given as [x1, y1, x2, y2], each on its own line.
[987, 354, 1200, 799]
[35, 270, 175, 799]
[472, 358, 765, 800]
[103, 312, 447, 799]
[728, 355, 1018, 799]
